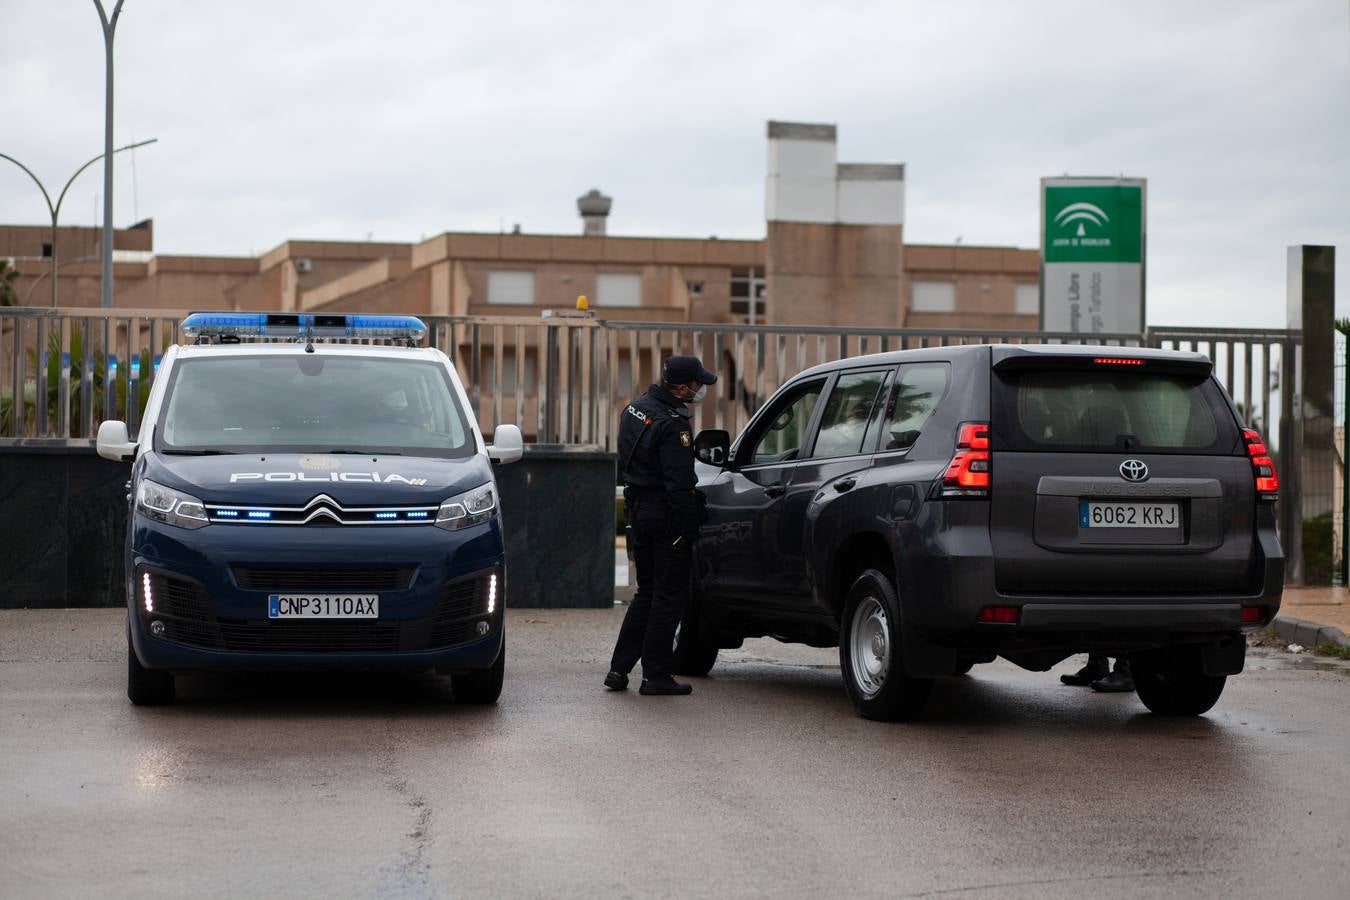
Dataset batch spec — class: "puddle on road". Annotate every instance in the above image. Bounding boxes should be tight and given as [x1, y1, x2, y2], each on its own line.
[721, 643, 1350, 679]
[1244, 646, 1350, 677]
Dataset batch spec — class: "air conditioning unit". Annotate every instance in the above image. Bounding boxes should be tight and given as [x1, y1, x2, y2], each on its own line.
[295, 258, 314, 274]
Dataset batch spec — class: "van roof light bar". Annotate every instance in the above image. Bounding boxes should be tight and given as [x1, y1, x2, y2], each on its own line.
[180, 313, 427, 347]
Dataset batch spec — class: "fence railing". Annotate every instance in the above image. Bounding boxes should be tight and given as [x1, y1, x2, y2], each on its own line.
[1, 307, 1300, 454]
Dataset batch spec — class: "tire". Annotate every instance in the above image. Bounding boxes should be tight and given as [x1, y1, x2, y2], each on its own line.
[672, 588, 719, 677]
[1133, 647, 1226, 716]
[838, 569, 932, 721]
[127, 623, 174, 706]
[452, 640, 505, 705]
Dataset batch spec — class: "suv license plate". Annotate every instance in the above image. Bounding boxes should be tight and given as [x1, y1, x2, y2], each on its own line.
[268, 594, 379, 619]
[1079, 501, 1179, 529]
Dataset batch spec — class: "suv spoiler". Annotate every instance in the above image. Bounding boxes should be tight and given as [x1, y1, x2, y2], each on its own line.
[990, 345, 1213, 377]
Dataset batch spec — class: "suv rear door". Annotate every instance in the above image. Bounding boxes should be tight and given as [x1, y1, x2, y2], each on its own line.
[988, 351, 1256, 596]
[776, 366, 895, 607]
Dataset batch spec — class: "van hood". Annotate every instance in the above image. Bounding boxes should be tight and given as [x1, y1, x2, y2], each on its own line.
[141, 452, 493, 505]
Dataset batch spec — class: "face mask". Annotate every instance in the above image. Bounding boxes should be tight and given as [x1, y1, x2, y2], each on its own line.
[692, 384, 708, 403]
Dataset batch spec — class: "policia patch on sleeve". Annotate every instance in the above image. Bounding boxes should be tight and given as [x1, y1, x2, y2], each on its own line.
[680, 432, 691, 447]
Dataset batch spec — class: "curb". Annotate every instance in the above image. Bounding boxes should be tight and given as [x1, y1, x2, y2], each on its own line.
[1272, 614, 1350, 650]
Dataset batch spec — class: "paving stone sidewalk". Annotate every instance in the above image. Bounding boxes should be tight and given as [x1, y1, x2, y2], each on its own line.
[1276, 585, 1350, 648]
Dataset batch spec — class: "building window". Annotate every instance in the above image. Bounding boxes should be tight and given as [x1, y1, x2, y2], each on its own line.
[597, 272, 642, 308]
[1015, 283, 1039, 316]
[41, 242, 52, 259]
[487, 270, 535, 305]
[911, 281, 955, 313]
[730, 267, 766, 322]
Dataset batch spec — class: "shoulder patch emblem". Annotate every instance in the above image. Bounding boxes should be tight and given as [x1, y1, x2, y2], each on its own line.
[680, 432, 691, 447]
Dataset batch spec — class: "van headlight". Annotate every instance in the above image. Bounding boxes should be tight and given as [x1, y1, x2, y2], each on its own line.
[435, 484, 496, 531]
[136, 479, 209, 530]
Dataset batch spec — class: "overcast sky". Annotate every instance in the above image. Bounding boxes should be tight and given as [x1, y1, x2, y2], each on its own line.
[2, 0, 1347, 327]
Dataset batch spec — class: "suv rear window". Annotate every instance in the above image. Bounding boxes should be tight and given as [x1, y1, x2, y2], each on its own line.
[993, 370, 1238, 454]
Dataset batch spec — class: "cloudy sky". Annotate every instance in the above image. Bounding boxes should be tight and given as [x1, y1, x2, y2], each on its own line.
[2, 1, 1346, 327]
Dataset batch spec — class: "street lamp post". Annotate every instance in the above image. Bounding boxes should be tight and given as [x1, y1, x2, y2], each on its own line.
[0, 139, 157, 307]
[93, 0, 126, 309]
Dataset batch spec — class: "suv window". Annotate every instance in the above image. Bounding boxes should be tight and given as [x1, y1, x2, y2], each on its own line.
[811, 370, 891, 459]
[746, 380, 825, 465]
[880, 363, 950, 451]
[995, 370, 1230, 452]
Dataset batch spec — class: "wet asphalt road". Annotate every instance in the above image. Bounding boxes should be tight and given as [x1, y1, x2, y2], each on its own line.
[2, 608, 1348, 900]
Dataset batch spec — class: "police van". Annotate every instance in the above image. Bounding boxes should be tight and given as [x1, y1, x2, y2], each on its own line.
[96, 313, 521, 706]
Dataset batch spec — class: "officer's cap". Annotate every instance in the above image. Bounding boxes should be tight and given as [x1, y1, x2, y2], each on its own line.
[663, 355, 717, 385]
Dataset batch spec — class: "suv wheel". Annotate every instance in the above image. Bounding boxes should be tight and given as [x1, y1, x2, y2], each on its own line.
[453, 640, 505, 705]
[839, 569, 932, 721]
[1133, 647, 1226, 716]
[127, 623, 174, 706]
[672, 588, 718, 677]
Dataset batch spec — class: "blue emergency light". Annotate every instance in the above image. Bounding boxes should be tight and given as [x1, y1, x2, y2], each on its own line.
[180, 312, 427, 345]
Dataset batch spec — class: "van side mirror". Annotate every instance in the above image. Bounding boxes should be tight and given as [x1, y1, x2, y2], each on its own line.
[488, 424, 524, 465]
[96, 420, 136, 462]
[694, 429, 731, 467]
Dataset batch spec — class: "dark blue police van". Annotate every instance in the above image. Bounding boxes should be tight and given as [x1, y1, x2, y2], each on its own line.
[96, 313, 522, 705]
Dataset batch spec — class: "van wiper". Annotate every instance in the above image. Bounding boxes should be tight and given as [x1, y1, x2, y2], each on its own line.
[162, 448, 234, 456]
[323, 449, 402, 456]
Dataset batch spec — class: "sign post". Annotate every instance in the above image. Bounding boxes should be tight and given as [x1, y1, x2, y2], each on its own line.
[1040, 177, 1146, 334]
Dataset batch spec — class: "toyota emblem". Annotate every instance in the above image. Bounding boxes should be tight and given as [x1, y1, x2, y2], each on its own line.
[1119, 459, 1148, 482]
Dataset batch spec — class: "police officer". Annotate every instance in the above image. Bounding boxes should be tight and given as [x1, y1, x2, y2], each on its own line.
[604, 355, 716, 696]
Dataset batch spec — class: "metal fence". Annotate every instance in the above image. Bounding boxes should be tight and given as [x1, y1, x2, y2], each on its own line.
[1, 307, 1300, 454]
[0, 306, 1319, 584]
[1336, 329, 1347, 585]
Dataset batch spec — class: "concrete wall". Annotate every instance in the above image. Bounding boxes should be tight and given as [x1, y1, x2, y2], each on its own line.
[0, 448, 616, 609]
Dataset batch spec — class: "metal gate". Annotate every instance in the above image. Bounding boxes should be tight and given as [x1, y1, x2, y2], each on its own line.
[0, 306, 1314, 583]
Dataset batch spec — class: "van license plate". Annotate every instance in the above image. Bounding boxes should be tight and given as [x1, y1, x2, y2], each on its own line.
[267, 595, 379, 618]
[1079, 501, 1179, 529]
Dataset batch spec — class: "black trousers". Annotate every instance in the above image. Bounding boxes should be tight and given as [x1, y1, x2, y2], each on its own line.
[609, 501, 692, 679]
[1086, 653, 1131, 674]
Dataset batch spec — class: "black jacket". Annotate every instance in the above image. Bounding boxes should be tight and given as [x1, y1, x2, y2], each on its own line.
[619, 384, 700, 527]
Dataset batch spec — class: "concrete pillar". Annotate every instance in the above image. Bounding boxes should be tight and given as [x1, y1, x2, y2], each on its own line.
[764, 121, 905, 328]
[1284, 245, 1336, 584]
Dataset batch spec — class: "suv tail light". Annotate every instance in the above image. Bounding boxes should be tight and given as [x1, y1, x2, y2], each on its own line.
[939, 422, 991, 497]
[1243, 429, 1279, 501]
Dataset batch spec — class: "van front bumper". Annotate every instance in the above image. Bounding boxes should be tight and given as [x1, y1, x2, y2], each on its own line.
[128, 514, 505, 673]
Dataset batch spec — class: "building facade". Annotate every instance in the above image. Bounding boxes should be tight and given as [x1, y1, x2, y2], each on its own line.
[2, 121, 1039, 330]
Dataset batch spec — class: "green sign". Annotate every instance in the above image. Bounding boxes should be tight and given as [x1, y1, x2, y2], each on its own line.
[1043, 185, 1143, 264]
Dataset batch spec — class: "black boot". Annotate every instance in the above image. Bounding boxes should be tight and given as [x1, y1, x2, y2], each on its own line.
[1061, 654, 1110, 686]
[604, 671, 629, 691]
[639, 676, 692, 696]
[1091, 660, 1135, 693]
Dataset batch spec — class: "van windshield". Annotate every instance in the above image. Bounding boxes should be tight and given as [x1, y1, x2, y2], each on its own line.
[156, 355, 475, 458]
[992, 369, 1238, 454]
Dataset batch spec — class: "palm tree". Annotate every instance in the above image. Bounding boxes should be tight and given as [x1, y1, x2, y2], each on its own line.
[0, 258, 18, 306]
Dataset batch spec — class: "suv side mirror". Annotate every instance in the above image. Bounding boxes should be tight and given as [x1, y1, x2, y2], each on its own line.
[96, 420, 136, 462]
[487, 424, 524, 465]
[694, 429, 731, 467]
